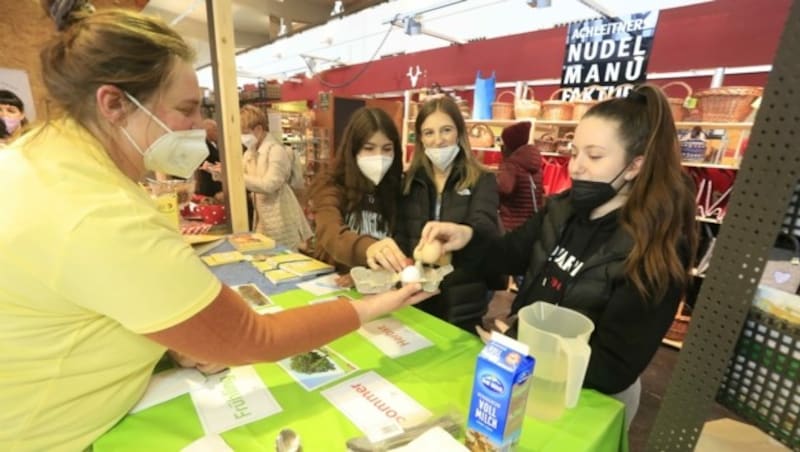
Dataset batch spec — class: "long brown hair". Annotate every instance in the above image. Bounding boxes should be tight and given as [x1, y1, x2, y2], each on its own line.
[403, 96, 485, 194]
[584, 84, 698, 301]
[39, 3, 194, 126]
[310, 107, 402, 233]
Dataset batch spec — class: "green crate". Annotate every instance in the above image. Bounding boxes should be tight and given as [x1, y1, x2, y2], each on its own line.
[717, 306, 800, 449]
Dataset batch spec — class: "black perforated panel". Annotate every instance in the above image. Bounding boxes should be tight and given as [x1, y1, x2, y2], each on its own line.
[646, 2, 800, 450]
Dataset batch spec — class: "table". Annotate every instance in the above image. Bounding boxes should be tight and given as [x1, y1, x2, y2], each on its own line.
[93, 253, 629, 451]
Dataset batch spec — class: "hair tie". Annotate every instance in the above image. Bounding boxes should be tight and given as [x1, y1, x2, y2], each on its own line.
[627, 90, 647, 105]
[49, 0, 94, 31]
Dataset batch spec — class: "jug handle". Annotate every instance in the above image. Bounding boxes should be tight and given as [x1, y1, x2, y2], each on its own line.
[560, 338, 592, 408]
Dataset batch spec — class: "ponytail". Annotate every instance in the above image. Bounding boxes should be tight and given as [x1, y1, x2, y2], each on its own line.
[584, 84, 698, 302]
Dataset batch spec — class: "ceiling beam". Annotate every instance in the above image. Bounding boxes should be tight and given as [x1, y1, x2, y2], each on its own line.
[147, 5, 268, 47]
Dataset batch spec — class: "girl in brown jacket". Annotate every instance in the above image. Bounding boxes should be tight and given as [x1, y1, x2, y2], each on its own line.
[309, 107, 408, 278]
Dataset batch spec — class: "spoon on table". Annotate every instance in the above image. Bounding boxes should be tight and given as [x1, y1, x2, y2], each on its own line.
[275, 428, 302, 452]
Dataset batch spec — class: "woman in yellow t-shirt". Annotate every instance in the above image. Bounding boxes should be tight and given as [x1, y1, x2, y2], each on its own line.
[0, 4, 434, 451]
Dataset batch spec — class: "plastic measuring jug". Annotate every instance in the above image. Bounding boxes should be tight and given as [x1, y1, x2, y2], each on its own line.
[517, 301, 594, 421]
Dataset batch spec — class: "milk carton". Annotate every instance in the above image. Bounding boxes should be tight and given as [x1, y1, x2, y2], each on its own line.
[466, 332, 535, 452]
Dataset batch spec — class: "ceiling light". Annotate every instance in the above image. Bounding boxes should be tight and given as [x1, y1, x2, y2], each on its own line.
[404, 17, 422, 35]
[278, 18, 288, 37]
[526, 0, 552, 7]
[392, 15, 465, 45]
[301, 53, 343, 75]
[331, 1, 344, 17]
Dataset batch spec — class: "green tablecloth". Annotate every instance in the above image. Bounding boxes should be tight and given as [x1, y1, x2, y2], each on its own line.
[93, 287, 628, 451]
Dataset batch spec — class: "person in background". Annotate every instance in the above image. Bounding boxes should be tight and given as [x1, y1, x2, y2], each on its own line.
[0, 89, 29, 144]
[309, 107, 406, 284]
[205, 105, 311, 249]
[0, 116, 9, 147]
[496, 121, 543, 231]
[194, 118, 223, 199]
[0, 5, 434, 450]
[391, 96, 502, 332]
[418, 84, 698, 429]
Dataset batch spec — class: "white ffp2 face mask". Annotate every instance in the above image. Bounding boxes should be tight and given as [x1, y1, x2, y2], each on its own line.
[241, 133, 258, 149]
[357, 154, 393, 185]
[424, 144, 460, 171]
[120, 92, 209, 179]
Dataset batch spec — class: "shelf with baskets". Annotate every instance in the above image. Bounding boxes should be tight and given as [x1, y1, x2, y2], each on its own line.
[303, 127, 331, 183]
[664, 116, 758, 349]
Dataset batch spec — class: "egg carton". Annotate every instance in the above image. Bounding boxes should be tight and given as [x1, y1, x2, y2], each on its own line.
[350, 264, 454, 294]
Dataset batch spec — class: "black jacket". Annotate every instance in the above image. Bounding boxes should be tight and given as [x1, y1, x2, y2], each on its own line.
[195, 140, 222, 197]
[475, 192, 685, 394]
[396, 163, 501, 331]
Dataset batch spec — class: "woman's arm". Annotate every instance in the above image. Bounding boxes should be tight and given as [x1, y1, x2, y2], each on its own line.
[145, 283, 434, 365]
[243, 140, 292, 194]
[582, 280, 683, 394]
[421, 206, 544, 278]
[310, 182, 377, 268]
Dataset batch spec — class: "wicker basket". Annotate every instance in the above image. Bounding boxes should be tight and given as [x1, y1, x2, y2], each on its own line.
[695, 86, 763, 122]
[492, 91, 515, 120]
[514, 87, 541, 119]
[468, 123, 495, 149]
[555, 132, 575, 155]
[571, 85, 601, 120]
[534, 133, 557, 153]
[541, 88, 574, 121]
[572, 100, 597, 120]
[661, 81, 693, 122]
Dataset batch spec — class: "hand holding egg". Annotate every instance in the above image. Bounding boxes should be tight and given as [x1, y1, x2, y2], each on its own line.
[414, 240, 444, 265]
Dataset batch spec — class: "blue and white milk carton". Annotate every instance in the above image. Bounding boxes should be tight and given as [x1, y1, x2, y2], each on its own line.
[466, 332, 535, 452]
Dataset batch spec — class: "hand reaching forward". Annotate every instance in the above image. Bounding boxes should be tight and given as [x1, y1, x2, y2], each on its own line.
[168, 349, 228, 375]
[365, 237, 408, 273]
[419, 221, 474, 254]
[351, 283, 438, 324]
[200, 161, 223, 181]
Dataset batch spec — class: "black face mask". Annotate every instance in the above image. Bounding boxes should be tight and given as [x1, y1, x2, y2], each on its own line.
[570, 166, 628, 215]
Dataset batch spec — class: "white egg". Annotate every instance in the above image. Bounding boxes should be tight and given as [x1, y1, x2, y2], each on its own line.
[399, 265, 422, 283]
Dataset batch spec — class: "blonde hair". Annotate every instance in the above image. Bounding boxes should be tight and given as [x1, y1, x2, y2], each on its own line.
[403, 97, 485, 194]
[39, 4, 194, 125]
[239, 105, 269, 131]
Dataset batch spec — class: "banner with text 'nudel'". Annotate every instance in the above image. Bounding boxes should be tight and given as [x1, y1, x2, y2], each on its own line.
[560, 11, 659, 101]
